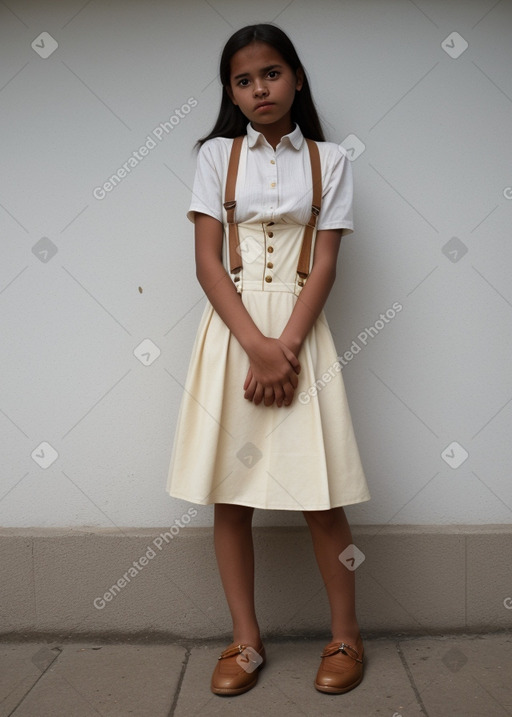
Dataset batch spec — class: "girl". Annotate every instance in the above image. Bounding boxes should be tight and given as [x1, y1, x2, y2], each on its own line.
[166, 23, 370, 696]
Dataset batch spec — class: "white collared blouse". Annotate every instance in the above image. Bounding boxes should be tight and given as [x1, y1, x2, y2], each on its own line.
[187, 122, 354, 235]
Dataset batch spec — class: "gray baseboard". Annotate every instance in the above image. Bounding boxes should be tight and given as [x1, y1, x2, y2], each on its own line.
[1, 525, 511, 641]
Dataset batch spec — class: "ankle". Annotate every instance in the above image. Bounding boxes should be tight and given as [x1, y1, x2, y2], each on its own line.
[330, 625, 361, 646]
[232, 630, 262, 647]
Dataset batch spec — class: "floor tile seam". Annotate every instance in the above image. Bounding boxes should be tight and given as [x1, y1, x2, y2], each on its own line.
[6, 646, 62, 716]
[167, 645, 191, 717]
[396, 639, 431, 717]
[470, 674, 512, 717]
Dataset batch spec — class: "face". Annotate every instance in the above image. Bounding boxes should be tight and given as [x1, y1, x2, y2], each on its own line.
[226, 41, 303, 135]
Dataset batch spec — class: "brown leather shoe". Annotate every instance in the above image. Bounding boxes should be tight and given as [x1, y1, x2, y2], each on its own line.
[314, 635, 364, 694]
[211, 642, 266, 695]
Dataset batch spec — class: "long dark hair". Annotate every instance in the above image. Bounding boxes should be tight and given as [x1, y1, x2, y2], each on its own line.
[196, 24, 325, 148]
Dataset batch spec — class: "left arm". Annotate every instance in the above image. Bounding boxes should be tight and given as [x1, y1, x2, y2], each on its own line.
[279, 228, 343, 356]
[282, 143, 353, 354]
[243, 228, 343, 402]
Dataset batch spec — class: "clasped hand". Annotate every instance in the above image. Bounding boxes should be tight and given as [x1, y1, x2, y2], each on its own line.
[243, 337, 301, 407]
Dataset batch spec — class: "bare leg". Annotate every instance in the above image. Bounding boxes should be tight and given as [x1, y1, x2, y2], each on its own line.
[302, 506, 361, 644]
[213, 503, 262, 646]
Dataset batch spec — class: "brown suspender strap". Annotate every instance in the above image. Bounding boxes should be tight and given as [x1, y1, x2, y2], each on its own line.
[224, 135, 244, 274]
[296, 138, 322, 279]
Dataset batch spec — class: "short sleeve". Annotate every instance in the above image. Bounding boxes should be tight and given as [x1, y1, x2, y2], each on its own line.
[316, 144, 354, 235]
[186, 140, 224, 224]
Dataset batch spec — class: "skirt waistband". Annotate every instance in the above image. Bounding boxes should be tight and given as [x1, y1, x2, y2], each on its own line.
[234, 280, 299, 294]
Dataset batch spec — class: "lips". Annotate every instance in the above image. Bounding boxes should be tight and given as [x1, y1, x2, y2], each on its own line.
[255, 102, 274, 110]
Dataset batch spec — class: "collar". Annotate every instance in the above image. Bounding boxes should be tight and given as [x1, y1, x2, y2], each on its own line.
[246, 121, 304, 150]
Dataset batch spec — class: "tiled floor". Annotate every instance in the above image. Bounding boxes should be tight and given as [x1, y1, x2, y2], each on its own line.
[0, 634, 510, 716]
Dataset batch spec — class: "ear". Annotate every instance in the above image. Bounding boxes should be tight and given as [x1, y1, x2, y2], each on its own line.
[225, 85, 238, 106]
[295, 67, 304, 92]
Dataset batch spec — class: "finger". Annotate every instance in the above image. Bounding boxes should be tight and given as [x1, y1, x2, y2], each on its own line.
[244, 375, 257, 401]
[279, 343, 301, 374]
[253, 382, 264, 406]
[289, 370, 299, 389]
[264, 386, 274, 407]
[282, 381, 295, 406]
[243, 367, 253, 391]
[273, 384, 285, 407]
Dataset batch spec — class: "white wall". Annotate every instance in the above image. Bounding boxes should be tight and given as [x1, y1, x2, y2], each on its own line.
[1, 0, 511, 528]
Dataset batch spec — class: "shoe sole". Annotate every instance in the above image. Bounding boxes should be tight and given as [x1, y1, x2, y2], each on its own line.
[211, 677, 258, 696]
[314, 671, 364, 694]
[211, 660, 265, 696]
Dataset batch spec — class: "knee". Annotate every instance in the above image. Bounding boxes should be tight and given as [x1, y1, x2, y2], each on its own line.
[215, 503, 254, 526]
[303, 507, 345, 531]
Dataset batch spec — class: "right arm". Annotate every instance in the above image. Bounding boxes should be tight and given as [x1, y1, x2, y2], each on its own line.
[194, 212, 300, 406]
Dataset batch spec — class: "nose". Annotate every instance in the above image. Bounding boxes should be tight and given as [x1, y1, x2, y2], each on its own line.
[253, 79, 268, 97]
